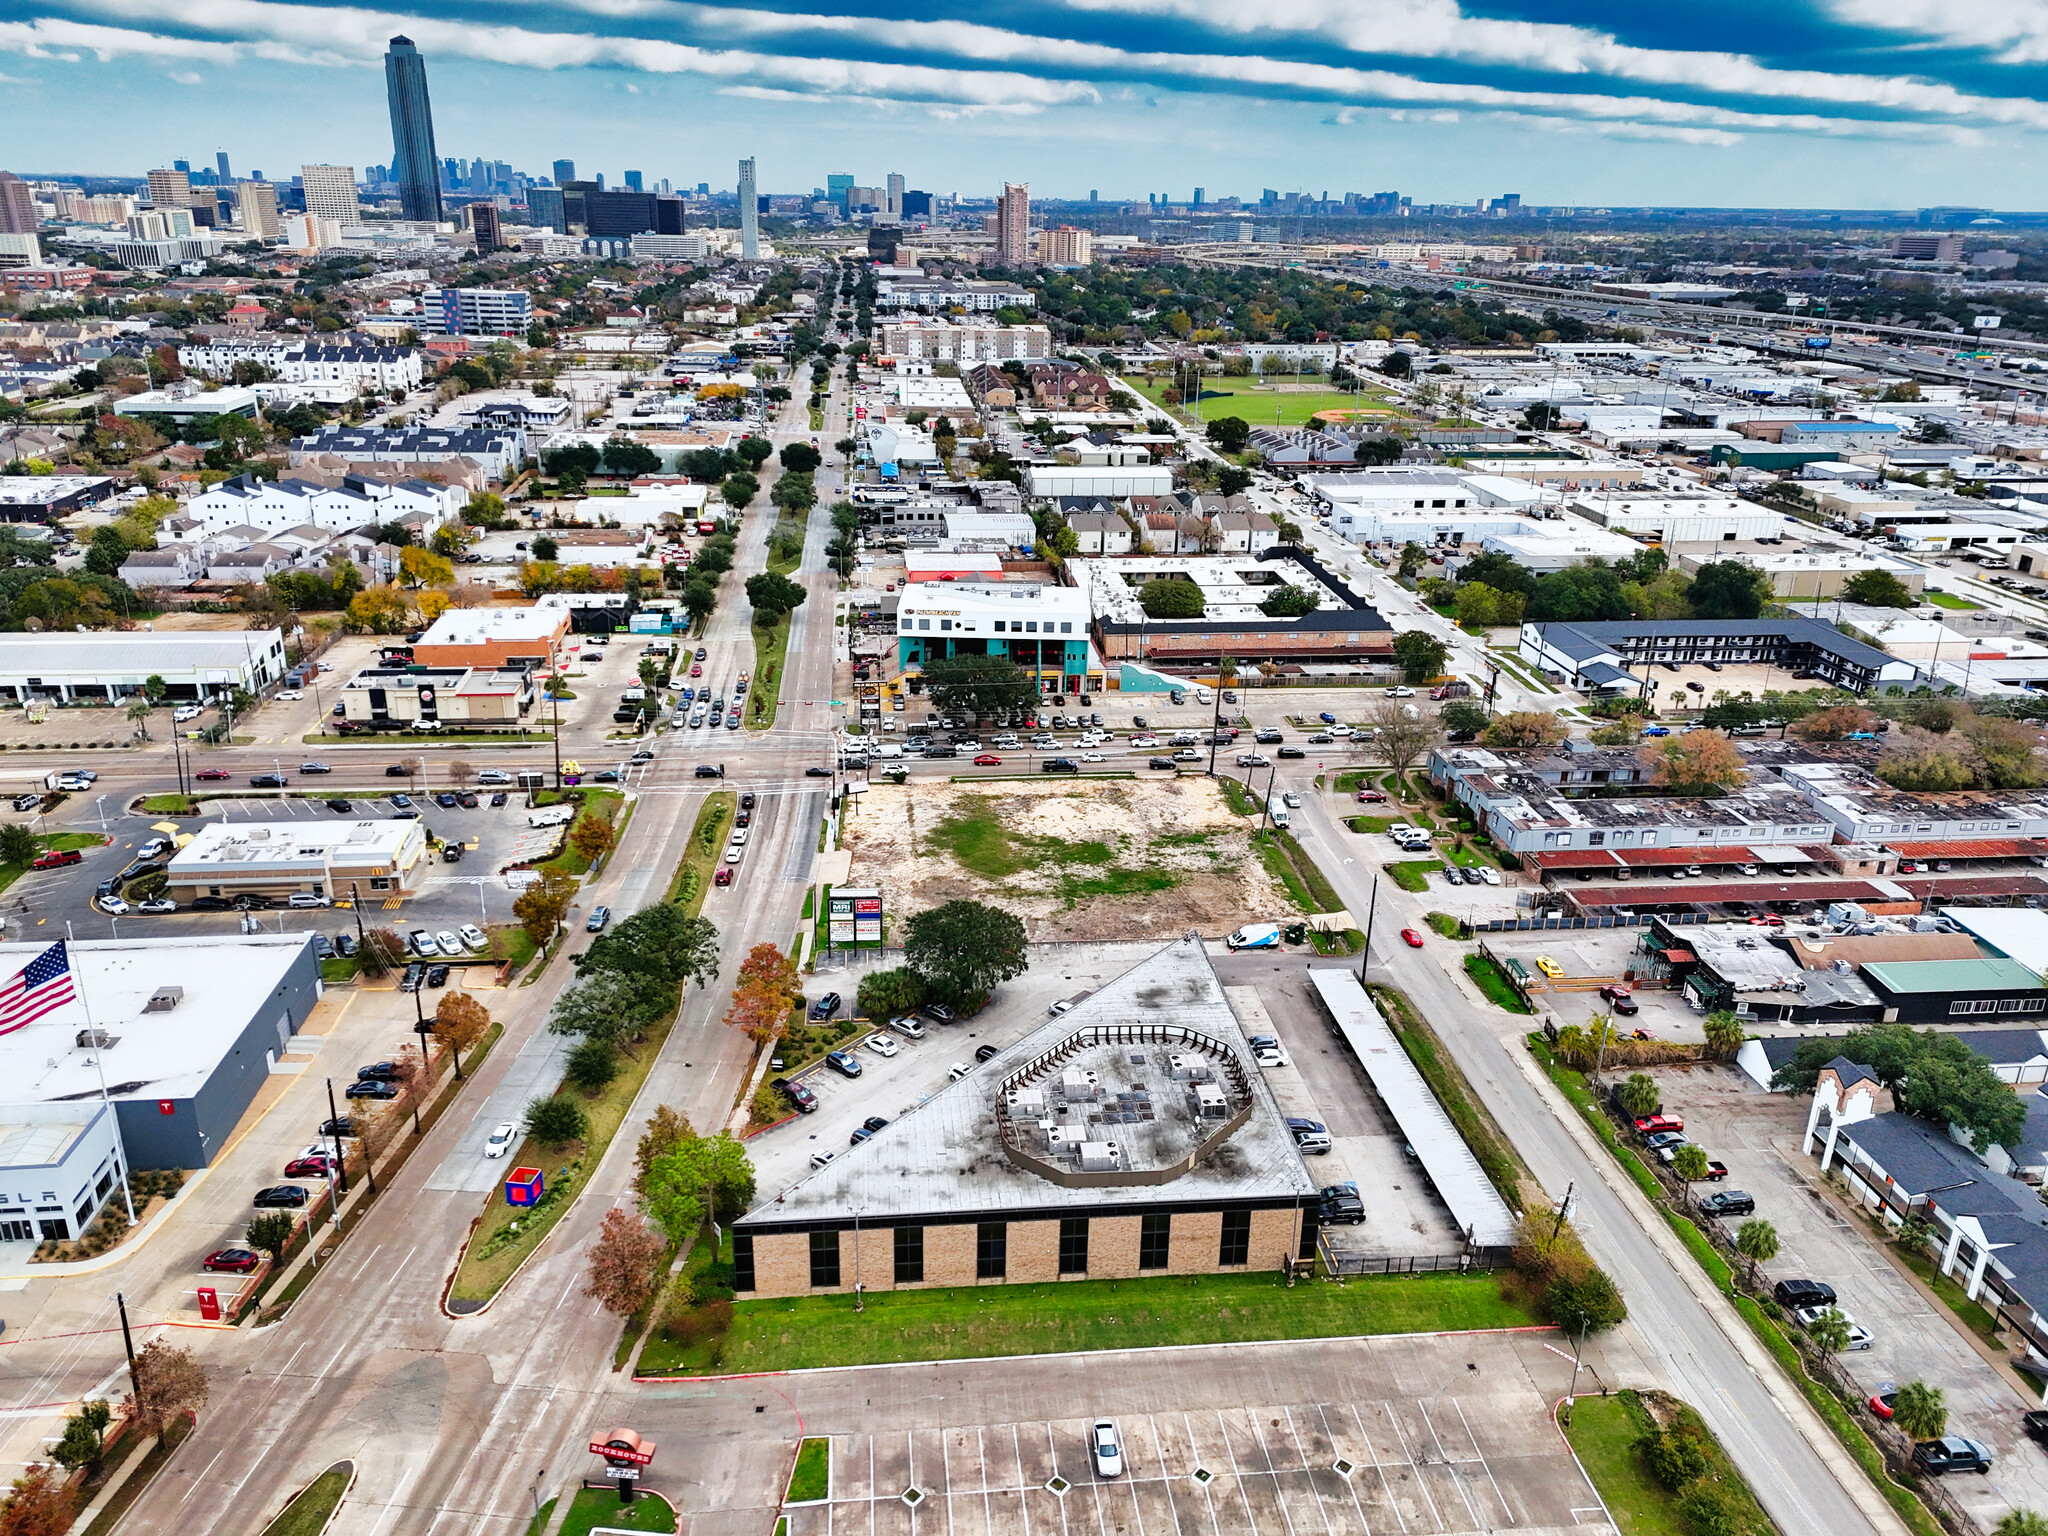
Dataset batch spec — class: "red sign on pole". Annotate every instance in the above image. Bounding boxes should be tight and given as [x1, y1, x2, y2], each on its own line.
[196, 1287, 220, 1322]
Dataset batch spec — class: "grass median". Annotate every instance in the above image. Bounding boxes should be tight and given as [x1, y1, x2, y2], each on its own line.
[257, 1466, 351, 1536]
[747, 612, 792, 731]
[1564, 1390, 1772, 1536]
[658, 1270, 1534, 1375]
[666, 791, 735, 916]
[1386, 859, 1440, 894]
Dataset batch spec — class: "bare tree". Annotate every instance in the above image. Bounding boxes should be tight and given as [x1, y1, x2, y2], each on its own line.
[447, 760, 475, 788]
[1368, 698, 1437, 790]
[124, 1339, 207, 1448]
[584, 1207, 667, 1316]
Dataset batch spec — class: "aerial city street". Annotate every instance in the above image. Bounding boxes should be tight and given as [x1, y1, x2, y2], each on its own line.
[8, 8, 2048, 1536]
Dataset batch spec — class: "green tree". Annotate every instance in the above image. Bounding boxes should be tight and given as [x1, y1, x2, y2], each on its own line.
[744, 572, 808, 620]
[530, 535, 559, 563]
[855, 966, 927, 1021]
[1840, 568, 1915, 609]
[1703, 1010, 1745, 1059]
[779, 441, 821, 473]
[721, 475, 758, 512]
[1139, 578, 1204, 619]
[125, 696, 153, 738]
[922, 654, 1036, 721]
[1618, 1073, 1660, 1119]
[565, 1037, 621, 1093]
[642, 1130, 757, 1242]
[1391, 631, 1450, 683]
[1217, 465, 1254, 497]
[1993, 1514, 2048, 1536]
[770, 472, 817, 515]
[1546, 1267, 1627, 1335]
[1676, 1485, 1741, 1536]
[1891, 1380, 1947, 1442]
[1670, 1143, 1711, 1189]
[1638, 1422, 1707, 1490]
[523, 1095, 589, 1146]
[51, 1399, 111, 1475]
[1398, 542, 1427, 578]
[1258, 585, 1319, 618]
[1688, 559, 1775, 620]
[1806, 1306, 1852, 1354]
[84, 526, 131, 577]
[245, 1210, 297, 1266]
[1439, 699, 1488, 736]
[548, 970, 673, 1052]
[735, 435, 774, 469]
[142, 674, 167, 704]
[0, 824, 37, 868]
[1204, 416, 1251, 453]
[1734, 1217, 1778, 1286]
[903, 898, 1029, 1006]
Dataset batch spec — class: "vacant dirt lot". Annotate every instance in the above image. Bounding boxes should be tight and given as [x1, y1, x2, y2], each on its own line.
[842, 776, 1288, 942]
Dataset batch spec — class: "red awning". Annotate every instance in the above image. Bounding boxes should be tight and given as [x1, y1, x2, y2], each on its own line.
[1663, 949, 1696, 963]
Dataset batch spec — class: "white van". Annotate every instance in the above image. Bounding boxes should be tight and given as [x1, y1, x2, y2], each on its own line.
[1267, 802, 1291, 829]
[1194, 686, 1214, 704]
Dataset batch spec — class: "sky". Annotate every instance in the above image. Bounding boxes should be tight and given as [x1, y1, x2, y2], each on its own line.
[6, 0, 2048, 208]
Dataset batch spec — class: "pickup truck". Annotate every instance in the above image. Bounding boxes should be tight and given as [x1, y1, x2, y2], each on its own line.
[1913, 1438, 1994, 1475]
[30, 849, 81, 869]
[1634, 1114, 1684, 1137]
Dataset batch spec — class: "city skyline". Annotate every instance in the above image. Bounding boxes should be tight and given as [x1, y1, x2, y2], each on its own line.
[5, 1, 2048, 205]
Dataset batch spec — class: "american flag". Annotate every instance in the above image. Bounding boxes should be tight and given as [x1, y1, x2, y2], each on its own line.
[0, 942, 74, 1036]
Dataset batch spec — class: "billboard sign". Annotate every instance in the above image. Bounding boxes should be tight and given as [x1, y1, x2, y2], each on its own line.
[828, 887, 882, 945]
[1975, 315, 2002, 329]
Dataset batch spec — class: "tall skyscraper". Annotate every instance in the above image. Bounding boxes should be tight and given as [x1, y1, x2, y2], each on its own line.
[528, 186, 566, 233]
[468, 202, 503, 253]
[624, 170, 643, 191]
[552, 159, 576, 186]
[217, 151, 232, 183]
[827, 173, 853, 216]
[738, 157, 758, 259]
[996, 181, 1030, 265]
[241, 180, 281, 241]
[300, 164, 359, 226]
[146, 168, 193, 211]
[0, 173, 37, 235]
[886, 172, 904, 219]
[384, 36, 443, 223]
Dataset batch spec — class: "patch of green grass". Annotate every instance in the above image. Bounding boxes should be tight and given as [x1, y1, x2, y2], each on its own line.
[1060, 867, 1177, 899]
[1217, 776, 1260, 816]
[1348, 811, 1433, 834]
[926, 798, 1026, 877]
[747, 612, 792, 731]
[534, 789, 624, 878]
[138, 794, 199, 814]
[1565, 1391, 1772, 1536]
[787, 1438, 831, 1503]
[319, 956, 360, 985]
[1424, 912, 1469, 940]
[0, 831, 107, 898]
[1925, 590, 1982, 610]
[927, 798, 1176, 903]
[525, 1499, 556, 1536]
[1370, 984, 1526, 1206]
[1386, 859, 1439, 893]
[710, 1270, 1533, 1373]
[258, 1467, 351, 1536]
[1464, 953, 1533, 1013]
[665, 791, 735, 916]
[556, 1489, 677, 1536]
[1253, 831, 1315, 913]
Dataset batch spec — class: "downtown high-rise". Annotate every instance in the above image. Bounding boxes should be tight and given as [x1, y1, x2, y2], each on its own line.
[996, 181, 1030, 265]
[738, 157, 757, 259]
[383, 36, 443, 223]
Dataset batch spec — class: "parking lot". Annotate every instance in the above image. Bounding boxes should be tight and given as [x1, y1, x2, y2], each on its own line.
[771, 1334, 1606, 1536]
[1638, 1063, 2048, 1528]
[1480, 929, 1709, 1046]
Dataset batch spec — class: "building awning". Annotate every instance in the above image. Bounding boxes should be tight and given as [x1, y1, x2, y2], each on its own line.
[1664, 948, 1696, 963]
[1747, 845, 1815, 864]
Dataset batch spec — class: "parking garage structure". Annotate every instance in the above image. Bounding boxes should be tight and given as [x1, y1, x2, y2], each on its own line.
[731, 937, 1321, 1298]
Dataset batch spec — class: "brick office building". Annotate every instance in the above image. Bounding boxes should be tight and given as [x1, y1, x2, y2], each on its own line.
[732, 937, 1320, 1296]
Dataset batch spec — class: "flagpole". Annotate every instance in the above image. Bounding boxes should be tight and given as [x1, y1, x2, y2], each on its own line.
[63, 926, 136, 1226]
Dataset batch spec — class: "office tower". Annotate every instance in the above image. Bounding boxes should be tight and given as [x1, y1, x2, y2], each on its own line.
[213, 151, 230, 184]
[995, 181, 1029, 265]
[1193, 187, 1204, 206]
[0, 173, 36, 235]
[886, 172, 904, 219]
[560, 182, 684, 236]
[867, 228, 899, 262]
[1089, 189, 1098, 202]
[528, 186, 566, 233]
[300, 164, 359, 225]
[594, 173, 604, 190]
[624, 170, 643, 192]
[901, 189, 932, 219]
[384, 36, 444, 222]
[552, 159, 575, 186]
[174, 159, 191, 175]
[242, 180, 280, 240]
[827, 173, 853, 215]
[146, 168, 193, 210]
[738, 157, 758, 259]
[468, 202, 503, 252]
[656, 179, 671, 196]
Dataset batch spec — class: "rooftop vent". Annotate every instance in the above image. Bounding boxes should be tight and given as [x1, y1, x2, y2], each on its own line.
[75, 1028, 118, 1049]
[143, 986, 184, 1013]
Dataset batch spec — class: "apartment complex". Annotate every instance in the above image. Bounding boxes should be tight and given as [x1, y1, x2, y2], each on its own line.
[299, 164, 359, 225]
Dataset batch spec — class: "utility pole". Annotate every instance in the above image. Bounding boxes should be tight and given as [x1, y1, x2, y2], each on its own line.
[115, 1292, 140, 1400]
[1357, 873, 1379, 983]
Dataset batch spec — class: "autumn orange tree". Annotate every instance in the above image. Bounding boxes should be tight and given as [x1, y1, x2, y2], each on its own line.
[1793, 706, 1878, 742]
[433, 992, 491, 1078]
[1640, 730, 1747, 794]
[0, 1464, 70, 1536]
[569, 813, 617, 866]
[1481, 710, 1568, 751]
[726, 942, 799, 1046]
[584, 1207, 667, 1317]
[125, 1338, 207, 1448]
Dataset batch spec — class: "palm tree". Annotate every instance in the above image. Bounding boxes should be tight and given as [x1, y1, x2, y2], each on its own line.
[1670, 1144, 1711, 1207]
[1891, 1380, 1947, 1443]
[1735, 1217, 1779, 1288]
[125, 697, 152, 741]
[1993, 1513, 2048, 1536]
[1702, 1011, 1744, 1060]
[1808, 1306, 1852, 1355]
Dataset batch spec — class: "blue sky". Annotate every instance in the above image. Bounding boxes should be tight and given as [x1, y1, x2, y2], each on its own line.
[6, 0, 2048, 206]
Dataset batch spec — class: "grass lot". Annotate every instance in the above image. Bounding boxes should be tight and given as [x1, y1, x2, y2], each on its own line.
[1217, 776, 1261, 816]
[1925, 590, 1983, 610]
[535, 789, 625, 878]
[1424, 912, 1470, 940]
[258, 1467, 351, 1536]
[693, 1271, 1533, 1374]
[450, 1000, 680, 1305]
[1120, 375, 1393, 427]
[1348, 811, 1432, 834]
[747, 613, 791, 731]
[1251, 828, 1344, 916]
[0, 831, 106, 898]
[138, 794, 199, 815]
[788, 1439, 831, 1503]
[1565, 1391, 1773, 1536]
[667, 791, 736, 915]
[1386, 859, 1441, 893]
[1465, 954, 1533, 1013]
[925, 796, 1179, 903]
[557, 1489, 677, 1536]
[319, 956, 360, 985]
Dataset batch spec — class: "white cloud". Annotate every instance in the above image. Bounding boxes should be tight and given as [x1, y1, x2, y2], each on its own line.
[1822, 0, 2048, 64]
[167, 68, 201, 82]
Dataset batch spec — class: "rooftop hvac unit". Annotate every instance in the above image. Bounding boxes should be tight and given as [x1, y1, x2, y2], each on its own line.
[1194, 1082, 1228, 1118]
[75, 1028, 118, 1049]
[1006, 1087, 1045, 1115]
[1167, 1052, 1208, 1081]
[1059, 1067, 1101, 1100]
[1078, 1140, 1122, 1173]
[143, 987, 183, 1013]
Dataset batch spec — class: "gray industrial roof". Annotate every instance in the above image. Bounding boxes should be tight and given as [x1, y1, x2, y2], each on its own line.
[1306, 969, 1519, 1249]
[736, 936, 1319, 1229]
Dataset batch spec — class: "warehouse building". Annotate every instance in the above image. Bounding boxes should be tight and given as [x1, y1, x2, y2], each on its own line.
[411, 605, 570, 670]
[0, 935, 320, 1232]
[0, 629, 287, 703]
[0, 474, 118, 521]
[1520, 618, 1918, 696]
[732, 937, 1320, 1297]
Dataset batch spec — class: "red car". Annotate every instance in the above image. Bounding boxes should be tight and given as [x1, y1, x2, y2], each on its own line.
[1634, 1114, 1684, 1137]
[1869, 1387, 1897, 1420]
[196, 768, 231, 781]
[714, 866, 734, 886]
[1749, 913, 1785, 928]
[283, 1156, 332, 1179]
[29, 849, 81, 870]
[1355, 788, 1388, 803]
[690, 664, 703, 677]
[1400, 928, 1424, 947]
[202, 1248, 261, 1274]
[973, 754, 1002, 766]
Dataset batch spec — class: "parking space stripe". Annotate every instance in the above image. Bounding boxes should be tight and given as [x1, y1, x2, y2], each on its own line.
[1009, 1425, 1030, 1536]
[1343, 1404, 1408, 1534]
[1237, 1408, 1298, 1536]
[1048, 1423, 1069, 1536]
[1373, 1405, 1440, 1533]
[1143, 1417, 1187, 1536]
[1449, 1402, 1509, 1527]
[1312, 1405, 1374, 1536]
[1210, 1412, 1266, 1536]
[1414, 1405, 1479, 1531]
[1279, 1409, 1334, 1536]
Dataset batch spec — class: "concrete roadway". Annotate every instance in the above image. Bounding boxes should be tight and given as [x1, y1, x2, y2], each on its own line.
[1282, 787, 1905, 1536]
[98, 380, 844, 1534]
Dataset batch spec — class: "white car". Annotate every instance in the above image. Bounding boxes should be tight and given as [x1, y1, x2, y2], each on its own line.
[477, 770, 513, 786]
[724, 847, 742, 863]
[1476, 866, 1501, 886]
[275, 690, 303, 702]
[1091, 1421, 1124, 1478]
[810, 1149, 837, 1171]
[459, 923, 488, 950]
[866, 1032, 899, 1058]
[435, 930, 463, 957]
[1282, 791, 1301, 808]
[1078, 751, 1105, 762]
[483, 1122, 516, 1159]
[729, 828, 749, 845]
[172, 705, 202, 723]
[100, 896, 130, 914]
[948, 1061, 973, 1081]
[287, 893, 331, 909]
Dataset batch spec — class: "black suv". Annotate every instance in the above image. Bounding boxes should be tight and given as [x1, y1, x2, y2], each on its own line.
[1772, 1278, 1836, 1311]
[694, 764, 724, 779]
[1698, 1190, 1756, 1217]
[1317, 1184, 1366, 1225]
[356, 1061, 401, 1081]
[1255, 729, 1284, 743]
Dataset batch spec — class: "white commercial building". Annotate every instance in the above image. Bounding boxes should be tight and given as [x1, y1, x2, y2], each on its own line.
[167, 819, 430, 903]
[177, 342, 423, 393]
[188, 472, 461, 537]
[1023, 465, 1174, 499]
[875, 319, 1050, 364]
[1571, 494, 1784, 543]
[0, 629, 287, 702]
[422, 287, 533, 336]
[873, 277, 1035, 312]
